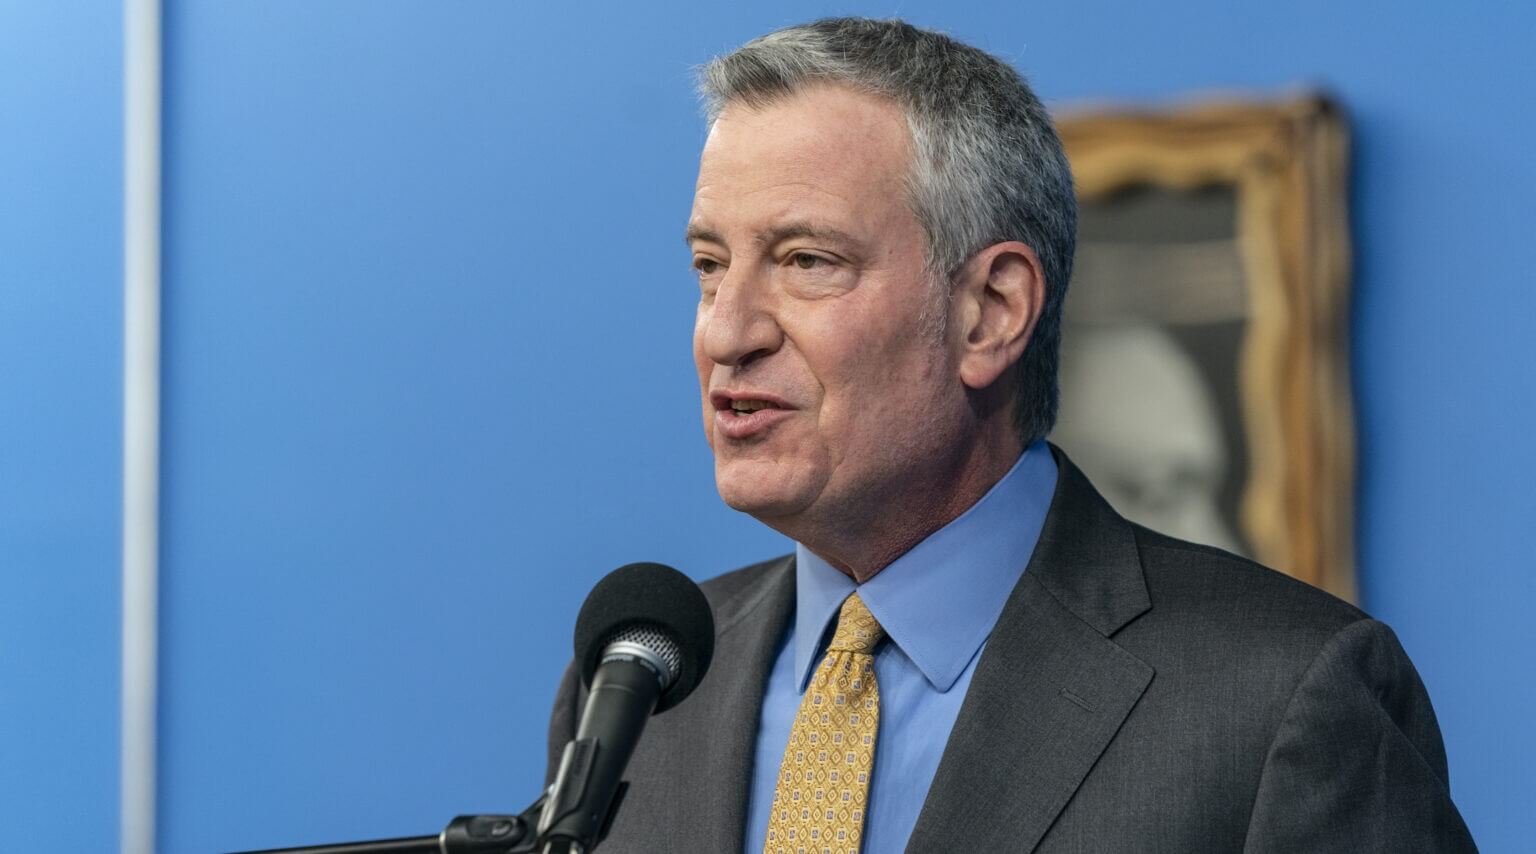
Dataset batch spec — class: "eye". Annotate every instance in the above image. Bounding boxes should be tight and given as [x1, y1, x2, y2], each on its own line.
[693, 257, 723, 276]
[790, 252, 827, 270]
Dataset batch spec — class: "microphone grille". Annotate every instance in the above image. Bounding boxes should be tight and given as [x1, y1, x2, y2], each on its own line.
[601, 623, 684, 686]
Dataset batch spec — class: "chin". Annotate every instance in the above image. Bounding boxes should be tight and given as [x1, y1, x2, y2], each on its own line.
[715, 481, 805, 519]
[714, 459, 819, 521]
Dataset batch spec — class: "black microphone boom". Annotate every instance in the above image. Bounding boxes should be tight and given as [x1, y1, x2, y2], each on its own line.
[538, 562, 715, 853]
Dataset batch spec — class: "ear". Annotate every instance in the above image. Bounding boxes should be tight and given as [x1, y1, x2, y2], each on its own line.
[952, 241, 1046, 391]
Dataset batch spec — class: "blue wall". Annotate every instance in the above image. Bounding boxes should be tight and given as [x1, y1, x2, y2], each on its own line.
[5, 2, 1532, 851]
[0, 2, 123, 850]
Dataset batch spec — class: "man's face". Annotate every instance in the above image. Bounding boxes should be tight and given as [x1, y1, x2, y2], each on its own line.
[688, 84, 969, 535]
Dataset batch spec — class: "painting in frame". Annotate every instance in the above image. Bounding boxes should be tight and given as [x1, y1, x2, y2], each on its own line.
[1051, 94, 1356, 601]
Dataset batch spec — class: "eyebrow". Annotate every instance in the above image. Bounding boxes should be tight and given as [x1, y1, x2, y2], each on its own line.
[684, 221, 863, 251]
[684, 224, 723, 246]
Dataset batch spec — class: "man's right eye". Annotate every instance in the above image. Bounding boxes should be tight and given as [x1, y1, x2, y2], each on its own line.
[693, 257, 723, 276]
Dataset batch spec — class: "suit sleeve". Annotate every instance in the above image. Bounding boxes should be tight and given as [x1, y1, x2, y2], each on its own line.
[545, 660, 582, 786]
[1243, 618, 1476, 852]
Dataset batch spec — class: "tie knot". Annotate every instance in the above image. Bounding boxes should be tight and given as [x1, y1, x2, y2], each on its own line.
[828, 593, 885, 654]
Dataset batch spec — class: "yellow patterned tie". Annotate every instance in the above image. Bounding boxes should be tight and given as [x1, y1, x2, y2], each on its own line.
[763, 593, 885, 854]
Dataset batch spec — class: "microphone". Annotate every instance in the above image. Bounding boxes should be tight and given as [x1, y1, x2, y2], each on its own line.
[537, 562, 715, 854]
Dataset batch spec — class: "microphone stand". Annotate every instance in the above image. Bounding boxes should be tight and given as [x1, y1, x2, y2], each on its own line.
[229, 769, 619, 854]
[229, 794, 574, 854]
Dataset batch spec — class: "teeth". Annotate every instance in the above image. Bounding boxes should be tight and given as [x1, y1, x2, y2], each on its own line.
[731, 399, 772, 412]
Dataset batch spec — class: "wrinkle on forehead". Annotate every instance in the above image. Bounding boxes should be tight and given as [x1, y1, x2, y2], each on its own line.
[689, 85, 916, 250]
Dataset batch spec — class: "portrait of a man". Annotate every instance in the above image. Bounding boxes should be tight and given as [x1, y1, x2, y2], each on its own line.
[1054, 183, 1253, 558]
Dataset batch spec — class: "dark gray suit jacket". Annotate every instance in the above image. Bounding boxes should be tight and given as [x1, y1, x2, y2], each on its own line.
[548, 452, 1475, 852]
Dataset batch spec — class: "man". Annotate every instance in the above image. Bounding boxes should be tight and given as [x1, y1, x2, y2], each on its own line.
[549, 17, 1474, 853]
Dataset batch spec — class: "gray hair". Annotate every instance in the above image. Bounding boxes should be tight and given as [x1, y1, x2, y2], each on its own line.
[696, 17, 1077, 446]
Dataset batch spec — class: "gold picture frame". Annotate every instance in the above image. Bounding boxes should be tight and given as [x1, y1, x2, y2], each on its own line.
[1055, 94, 1355, 601]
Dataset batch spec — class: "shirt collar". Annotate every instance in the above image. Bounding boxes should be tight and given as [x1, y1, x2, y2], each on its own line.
[793, 441, 1058, 692]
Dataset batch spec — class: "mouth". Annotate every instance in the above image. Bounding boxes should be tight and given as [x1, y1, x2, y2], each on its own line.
[710, 390, 792, 414]
[710, 391, 794, 440]
[724, 398, 781, 416]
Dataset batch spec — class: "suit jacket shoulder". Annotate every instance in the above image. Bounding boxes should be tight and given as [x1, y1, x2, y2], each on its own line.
[1126, 523, 1372, 716]
[1120, 528, 1467, 848]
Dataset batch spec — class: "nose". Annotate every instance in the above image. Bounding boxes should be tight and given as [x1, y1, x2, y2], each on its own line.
[700, 268, 783, 369]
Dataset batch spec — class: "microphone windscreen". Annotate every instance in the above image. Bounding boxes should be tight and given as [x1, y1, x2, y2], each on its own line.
[573, 562, 715, 713]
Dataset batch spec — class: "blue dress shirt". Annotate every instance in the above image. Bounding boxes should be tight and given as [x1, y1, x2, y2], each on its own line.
[743, 441, 1059, 853]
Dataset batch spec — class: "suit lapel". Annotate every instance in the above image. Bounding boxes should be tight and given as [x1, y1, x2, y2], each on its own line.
[905, 451, 1155, 853]
[662, 555, 795, 853]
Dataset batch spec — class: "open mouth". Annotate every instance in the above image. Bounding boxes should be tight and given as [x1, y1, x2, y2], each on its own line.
[727, 399, 781, 417]
[710, 392, 793, 438]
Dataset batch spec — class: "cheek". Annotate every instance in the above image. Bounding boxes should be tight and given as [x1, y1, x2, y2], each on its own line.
[805, 338, 898, 440]
[815, 330, 951, 442]
[692, 320, 716, 447]
[692, 311, 713, 386]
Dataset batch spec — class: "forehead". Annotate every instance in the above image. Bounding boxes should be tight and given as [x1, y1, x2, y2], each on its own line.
[691, 84, 913, 233]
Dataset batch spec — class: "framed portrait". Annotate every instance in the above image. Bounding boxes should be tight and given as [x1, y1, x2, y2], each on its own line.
[1051, 94, 1355, 601]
